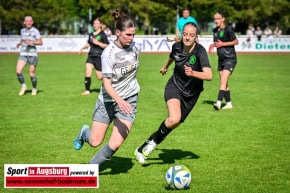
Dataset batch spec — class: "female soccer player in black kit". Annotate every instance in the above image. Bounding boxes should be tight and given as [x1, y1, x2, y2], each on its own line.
[79, 18, 109, 96]
[134, 22, 212, 163]
[209, 11, 239, 110]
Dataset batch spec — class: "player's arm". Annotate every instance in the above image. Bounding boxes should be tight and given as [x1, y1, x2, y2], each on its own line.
[92, 39, 108, 49]
[79, 43, 90, 54]
[184, 66, 212, 80]
[32, 38, 43, 46]
[214, 38, 238, 48]
[103, 78, 133, 114]
[160, 58, 174, 75]
[16, 40, 23, 48]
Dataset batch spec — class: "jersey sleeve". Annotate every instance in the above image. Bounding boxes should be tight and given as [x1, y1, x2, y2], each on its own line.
[101, 45, 114, 78]
[197, 45, 211, 68]
[34, 28, 41, 39]
[169, 42, 181, 59]
[101, 32, 110, 44]
[226, 27, 237, 41]
[87, 33, 93, 44]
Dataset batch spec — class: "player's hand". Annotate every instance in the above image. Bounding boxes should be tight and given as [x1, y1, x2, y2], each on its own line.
[215, 40, 224, 48]
[79, 49, 83, 55]
[160, 67, 167, 75]
[116, 99, 133, 114]
[184, 65, 193, 77]
[208, 44, 214, 53]
[24, 40, 34, 45]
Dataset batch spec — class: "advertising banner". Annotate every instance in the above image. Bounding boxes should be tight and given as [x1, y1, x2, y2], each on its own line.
[0, 35, 289, 53]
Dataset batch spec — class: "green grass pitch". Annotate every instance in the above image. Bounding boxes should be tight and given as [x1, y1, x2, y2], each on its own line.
[0, 53, 290, 193]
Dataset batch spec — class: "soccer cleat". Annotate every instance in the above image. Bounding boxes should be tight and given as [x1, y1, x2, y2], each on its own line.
[74, 125, 89, 150]
[213, 102, 221, 110]
[31, 88, 37, 96]
[134, 148, 147, 164]
[222, 103, 233, 110]
[18, 86, 27, 96]
[81, 91, 90, 96]
[142, 140, 157, 157]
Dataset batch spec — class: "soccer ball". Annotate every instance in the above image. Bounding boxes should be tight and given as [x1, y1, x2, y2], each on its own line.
[165, 164, 191, 190]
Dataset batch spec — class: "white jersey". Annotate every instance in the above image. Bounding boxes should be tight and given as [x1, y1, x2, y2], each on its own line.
[19, 27, 41, 56]
[99, 41, 141, 102]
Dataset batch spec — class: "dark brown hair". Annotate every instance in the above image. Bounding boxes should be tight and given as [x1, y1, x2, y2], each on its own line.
[112, 8, 136, 31]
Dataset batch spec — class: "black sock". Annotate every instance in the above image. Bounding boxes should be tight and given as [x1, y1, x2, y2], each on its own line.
[31, 76, 37, 89]
[217, 90, 225, 101]
[224, 90, 231, 102]
[17, 73, 25, 84]
[84, 77, 91, 91]
[138, 121, 172, 152]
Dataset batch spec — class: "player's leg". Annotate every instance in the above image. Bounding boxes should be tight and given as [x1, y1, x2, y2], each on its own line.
[28, 56, 38, 95]
[95, 70, 102, 80]
[89, 95, 137, 165]
[16, 57, 28, 96]
[221, 69, 233, 109]
[94, 57, 102, 80]
[74, 98, 111, 150]
[214, 69, 224, 110]
[140, 98, 180, 150]
[135, 85, 181, 162]
[81, 62, 94, 96]
[89, 118, 132, 164]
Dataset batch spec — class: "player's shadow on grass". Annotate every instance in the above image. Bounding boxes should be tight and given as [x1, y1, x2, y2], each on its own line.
[90, 88, 100, 93]
[142, 148, 200, 167]
[99, 156, 133, 175]
[23, 89, 43, 95]
[202, 100, 215, 106]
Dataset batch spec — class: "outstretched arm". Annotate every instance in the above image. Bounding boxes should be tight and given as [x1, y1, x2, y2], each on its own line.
[160, 58, 174, 75]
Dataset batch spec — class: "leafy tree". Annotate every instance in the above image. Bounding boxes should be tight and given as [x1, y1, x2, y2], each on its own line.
[0, 0, 289, 35]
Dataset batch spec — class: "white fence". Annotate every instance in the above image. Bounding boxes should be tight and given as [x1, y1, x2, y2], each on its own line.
[1, 35, 290, 53]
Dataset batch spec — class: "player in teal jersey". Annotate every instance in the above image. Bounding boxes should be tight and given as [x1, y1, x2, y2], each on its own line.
[175, 8, 198, 41]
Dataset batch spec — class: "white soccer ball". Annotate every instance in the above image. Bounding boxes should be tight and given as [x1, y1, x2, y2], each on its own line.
[165, 164, 191, 190]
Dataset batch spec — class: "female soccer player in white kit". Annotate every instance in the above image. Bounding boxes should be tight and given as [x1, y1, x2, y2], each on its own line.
[74, 9, 141, 165]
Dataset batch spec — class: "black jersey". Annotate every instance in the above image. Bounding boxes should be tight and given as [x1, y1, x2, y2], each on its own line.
[213, 25, 237, 64]
[87, 31, 109, 57]
[168, 42, 211, 97]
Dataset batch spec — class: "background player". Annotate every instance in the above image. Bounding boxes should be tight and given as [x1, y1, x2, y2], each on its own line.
[209, 11, 239, 110]
[175, 8, 198, 42]
[16, 16, 42, 96]
[79, 18, 109, 96]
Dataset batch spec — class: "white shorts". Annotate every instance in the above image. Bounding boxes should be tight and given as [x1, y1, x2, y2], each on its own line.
[18, 55, 38, 66]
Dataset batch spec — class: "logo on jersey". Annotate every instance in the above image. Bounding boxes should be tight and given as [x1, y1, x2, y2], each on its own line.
[189, 55, 196, 65]
[219, 30, 224, 38]
[95, 35, 101, 40]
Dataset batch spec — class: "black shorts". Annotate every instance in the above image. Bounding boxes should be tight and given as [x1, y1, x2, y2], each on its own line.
[86, 56, 102, 71]
[218, 60, 237, 72]
[164, 82, 200, 123]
